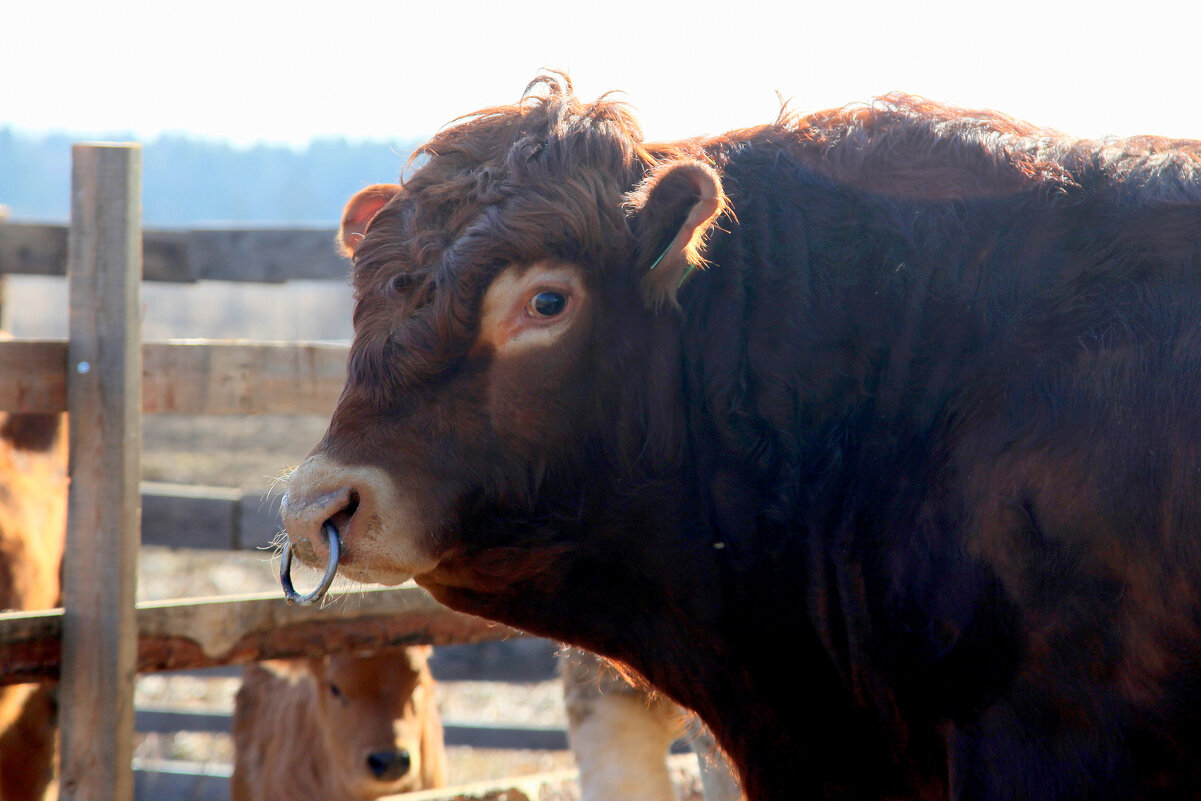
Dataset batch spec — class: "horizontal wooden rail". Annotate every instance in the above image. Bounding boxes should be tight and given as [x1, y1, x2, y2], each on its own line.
[132, 761, 229, 801]
[0, 221, 347, 283]
[132, 764, 593, 801]
[0, 586, 523, 684]
[0, 338, 347, 414]
[134, 706, 575, 751]
[387, 768, 585, 801]
[141, 482, 282, 550]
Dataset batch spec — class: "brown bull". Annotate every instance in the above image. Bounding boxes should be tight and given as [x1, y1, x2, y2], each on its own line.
[282, 75, 1201, 800]
[231, 645, 445, 801]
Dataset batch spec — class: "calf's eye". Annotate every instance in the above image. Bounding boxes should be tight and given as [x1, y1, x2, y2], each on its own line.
[528, 291, 567, 318]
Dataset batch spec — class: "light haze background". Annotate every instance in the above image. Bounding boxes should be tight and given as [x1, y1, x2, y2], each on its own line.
[3, 0, 1198, 147]
[1, 0, 1198, 343]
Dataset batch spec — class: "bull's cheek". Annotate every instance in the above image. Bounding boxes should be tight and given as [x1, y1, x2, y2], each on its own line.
[336, 517, 444, 586]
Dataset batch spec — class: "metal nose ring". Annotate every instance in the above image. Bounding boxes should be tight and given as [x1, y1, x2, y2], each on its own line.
[280, 520, 341, 606]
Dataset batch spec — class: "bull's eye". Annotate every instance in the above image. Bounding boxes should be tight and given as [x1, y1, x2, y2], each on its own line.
[528, 291, 567, 318]
[388, 272, 420, 296]
[328, 682, 343, 699]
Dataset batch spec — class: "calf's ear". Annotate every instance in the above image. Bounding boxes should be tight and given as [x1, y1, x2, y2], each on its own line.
[625, 160, 727, 310]
[338, 183, 401, 257]
[406, 644, 433, 672]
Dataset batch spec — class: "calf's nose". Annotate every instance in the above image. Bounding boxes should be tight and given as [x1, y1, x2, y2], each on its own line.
[366, 748, 411, 781]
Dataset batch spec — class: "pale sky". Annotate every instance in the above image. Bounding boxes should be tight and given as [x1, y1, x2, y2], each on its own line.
[2, 0, 1198, 148]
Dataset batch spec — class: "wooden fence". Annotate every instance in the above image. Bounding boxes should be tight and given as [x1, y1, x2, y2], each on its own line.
[0, 144, 530, 800]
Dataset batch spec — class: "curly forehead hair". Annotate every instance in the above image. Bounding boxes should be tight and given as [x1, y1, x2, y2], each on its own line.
[402, 73, 652, 267]
[348, 75, 654, 396]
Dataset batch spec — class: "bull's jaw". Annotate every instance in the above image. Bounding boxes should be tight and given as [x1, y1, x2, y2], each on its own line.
[280, 454, 442, 587]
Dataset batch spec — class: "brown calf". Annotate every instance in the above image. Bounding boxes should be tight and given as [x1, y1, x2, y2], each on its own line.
[231, 645, 446, 801]
[0, 412, 69, 801]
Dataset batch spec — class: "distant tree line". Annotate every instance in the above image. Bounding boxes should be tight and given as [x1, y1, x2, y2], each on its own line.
[0, 127, 420, 226]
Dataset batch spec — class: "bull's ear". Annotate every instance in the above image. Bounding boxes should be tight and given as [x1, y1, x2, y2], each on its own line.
[338, 183, 401, 258]
[625, 160, 726, 310]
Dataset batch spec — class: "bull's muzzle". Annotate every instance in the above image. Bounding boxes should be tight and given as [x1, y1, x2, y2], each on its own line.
[280, 519, 341, 606]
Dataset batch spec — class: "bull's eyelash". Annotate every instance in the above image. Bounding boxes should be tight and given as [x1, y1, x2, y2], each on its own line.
[385, 271, 426, 298]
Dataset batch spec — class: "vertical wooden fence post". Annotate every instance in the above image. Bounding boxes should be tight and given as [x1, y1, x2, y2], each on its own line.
[60, 144, 143, 801]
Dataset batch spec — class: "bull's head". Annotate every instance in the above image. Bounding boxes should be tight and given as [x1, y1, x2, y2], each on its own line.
[280, 81, 726, 616]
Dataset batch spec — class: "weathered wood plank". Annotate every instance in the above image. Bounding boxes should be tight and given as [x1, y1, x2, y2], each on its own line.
[0, 222, 67, 277]
[0, 587, 522, 684]
[144, 229, 191, 281]
[132, 706, 575, 751]
[0, 221, 346, 283]
[0, 339, 347, 414]
[0, 339, 68, 412]
[141, 482, 242, 550]
[185, 228, 348, 282]
[132, 762, 229, 801]
[141, 339, 346, 414]
[130, 765, 597, 801]
[138, 482, 283, 550]
[61, 143, 143, 801]
[381, 768, 584, 801]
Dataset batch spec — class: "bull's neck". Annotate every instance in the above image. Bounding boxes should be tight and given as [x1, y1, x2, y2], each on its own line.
[420, 485, 833, 798]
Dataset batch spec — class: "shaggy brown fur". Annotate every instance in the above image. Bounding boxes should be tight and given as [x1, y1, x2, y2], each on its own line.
[284, 74, 1201, 800]
[231, 646, 445, 801]
[0, 413, 67, 801]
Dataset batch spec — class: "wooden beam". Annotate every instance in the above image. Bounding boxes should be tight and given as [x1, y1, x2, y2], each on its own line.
[0, 339, 68, 412]
[132, 762, 229, 801]
[0, 222, 67, 277]
[60, 143, 143, 801]
[140, 482, 242, 550]
[0, 221, 347, 283]
[141, 339, 345, 414]
[0, 587, 522, 684]
[130, 765, 594, 801]
[0, 339, 347, 414]
[134, 707, 232, 735]
[381, 768, 584, 801]
[184, 228, 348, 282]
[132, 707, 576, 751]
[137, 482, 284, 550]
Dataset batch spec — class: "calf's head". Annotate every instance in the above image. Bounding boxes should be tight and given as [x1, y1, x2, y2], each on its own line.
[310, 645, 444, 795]
[281, 77, 725, 606]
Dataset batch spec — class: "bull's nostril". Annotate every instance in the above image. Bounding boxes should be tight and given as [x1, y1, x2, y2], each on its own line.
[366, 748, 411, 781]
[328, 490, 359, 526]
[322, 493, 359, 548]
[283, 485, 357, 532]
